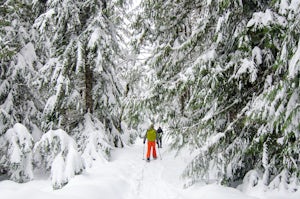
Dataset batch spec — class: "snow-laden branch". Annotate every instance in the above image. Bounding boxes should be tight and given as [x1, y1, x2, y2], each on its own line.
[33, 129, 84, 189]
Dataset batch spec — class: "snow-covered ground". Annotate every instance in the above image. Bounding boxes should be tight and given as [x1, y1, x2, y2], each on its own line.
[1, 139, 300, 199]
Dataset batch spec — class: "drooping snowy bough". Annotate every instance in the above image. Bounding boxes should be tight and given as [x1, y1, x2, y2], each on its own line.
[33, 129, 84, 189]
[76, 114, 112, 168]
[0, 123, 34, 183]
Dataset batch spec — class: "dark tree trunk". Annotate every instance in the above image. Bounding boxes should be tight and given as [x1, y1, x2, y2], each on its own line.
[101, 0, 107, 11]
[85, 64, 93, 113]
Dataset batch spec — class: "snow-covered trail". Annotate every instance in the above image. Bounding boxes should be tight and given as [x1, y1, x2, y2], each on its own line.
[111, 141, 186, 199]
[1, 139, 300, 199]
[110, 141, 256, 199]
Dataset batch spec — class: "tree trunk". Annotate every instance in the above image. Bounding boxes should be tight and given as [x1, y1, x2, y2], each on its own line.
[85, 64, 93, 113]
[101, 0, 107, 11]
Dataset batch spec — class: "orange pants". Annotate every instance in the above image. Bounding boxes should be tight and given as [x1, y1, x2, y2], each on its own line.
[146, 141, 157, 159]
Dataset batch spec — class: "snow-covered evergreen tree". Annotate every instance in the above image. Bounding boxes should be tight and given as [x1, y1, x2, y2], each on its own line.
[0, 123, 34, 182]
[0, 0, 42, 134]
[131, 0, 300, 188]
[32, 0, 128, 148]
[244, 0, 300, 190]
[0, 0, 132, 187]
[0, 0, 43, 178]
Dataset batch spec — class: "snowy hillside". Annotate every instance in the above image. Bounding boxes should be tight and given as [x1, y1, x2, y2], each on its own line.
[1, 138, 300, 199]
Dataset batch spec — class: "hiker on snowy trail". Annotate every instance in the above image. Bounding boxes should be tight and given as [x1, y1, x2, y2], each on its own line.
[143, 124, 157, 162]
[156, 126, 163, 148]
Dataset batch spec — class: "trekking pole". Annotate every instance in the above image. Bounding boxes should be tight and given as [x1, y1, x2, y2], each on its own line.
[142, 143, 145, 160]
[157, 146, 162, 160]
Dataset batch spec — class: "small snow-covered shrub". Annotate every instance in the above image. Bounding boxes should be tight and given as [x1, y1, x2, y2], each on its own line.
[268, 169, 299, 192]
[33, 129, 84, 189]
[239, 169, 300, 193]
[0, 123, 34, 182]
[239, 170, 261, 192]
[76, 114, 112, 168]
[288, 173, 299, 192]
[269, 169, 288, 190]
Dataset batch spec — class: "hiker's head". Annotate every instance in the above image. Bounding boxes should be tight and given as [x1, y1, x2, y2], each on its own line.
[149, 123, 154, 129]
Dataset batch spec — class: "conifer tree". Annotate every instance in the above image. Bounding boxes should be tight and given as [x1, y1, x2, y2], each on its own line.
[32, 0, 128, 148]
[0, 0, 131, 186]
[0, 0, 40, 131]
[132, 0, 300, 188]
[0, 0, 43, 176]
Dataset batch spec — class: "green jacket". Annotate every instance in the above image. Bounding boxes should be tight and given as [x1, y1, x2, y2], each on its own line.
[144, 128, 157, 142]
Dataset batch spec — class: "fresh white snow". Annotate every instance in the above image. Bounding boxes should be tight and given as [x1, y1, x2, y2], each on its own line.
[289, 40, 300, 78]
[1, 138, 300, 199]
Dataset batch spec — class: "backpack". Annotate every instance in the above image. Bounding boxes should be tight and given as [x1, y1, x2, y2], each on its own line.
[147, 128, 156, 141]
[157, 127, 163, 138]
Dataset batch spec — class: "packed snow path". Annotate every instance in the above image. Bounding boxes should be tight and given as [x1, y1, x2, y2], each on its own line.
[1, 140, 299, 199]
[111, 142, 186, 199]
